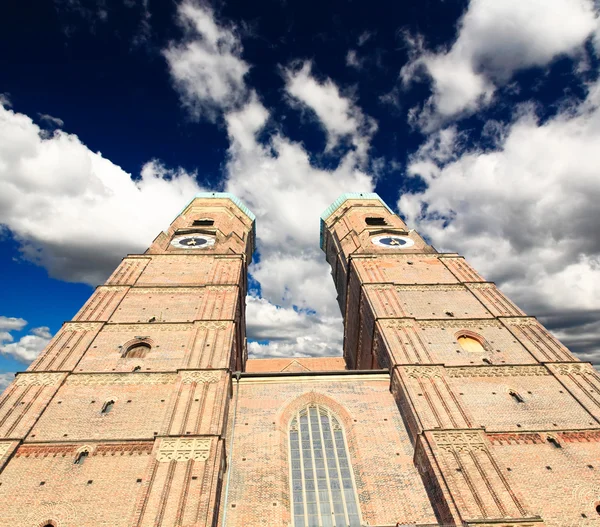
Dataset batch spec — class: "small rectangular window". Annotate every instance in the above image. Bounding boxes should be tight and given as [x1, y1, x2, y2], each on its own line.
[365, 217, 386, 226]
[193, 219, 214, 226]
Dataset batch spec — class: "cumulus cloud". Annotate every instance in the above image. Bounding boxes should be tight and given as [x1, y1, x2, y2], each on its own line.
[38, 113, 64, 128]
[163, 1, 249, 121]
[399, 78, 600, 365]
[246, 297, 343, 358]
[401, 0, 598, 130]
[163, 7, 378, 356]
[0, 316, 27, 332]
[0, 317, 52, 363]
[0, 103, 203, 284]
[284, 61, 377, 159]
[224, 96, 374, 320]
[0, 373, 14, 394]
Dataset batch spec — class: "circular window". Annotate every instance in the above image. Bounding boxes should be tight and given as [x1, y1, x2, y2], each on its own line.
[371, 235, 414, 248]
[171, 234, 215, 249]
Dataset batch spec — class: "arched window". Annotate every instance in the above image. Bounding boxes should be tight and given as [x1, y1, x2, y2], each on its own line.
[289, 405, 361, 527]
[457, 334, 485, 353]
[124, 342, 151, 359]
[101, 400, 114, 414]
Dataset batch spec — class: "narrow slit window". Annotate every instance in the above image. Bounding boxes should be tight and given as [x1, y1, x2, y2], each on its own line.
[365, 217, 386, 226]
[193, 219, 214, 226]
[289, 405, 361, 527]
[101, 400, 115, 414]
[74, 451, 89, 465]
[547, 436, 562, 448]
[509, 390, 524, 403]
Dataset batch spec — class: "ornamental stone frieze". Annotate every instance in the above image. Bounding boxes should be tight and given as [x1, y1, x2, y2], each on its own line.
[548, 362, 596, 376]
[0, 442, 11, 459]
[500, 317, 538, 326]
[61, 322, 104, 332]
[446, 365, 549, 378]
[102, 323, 194, 332]
[395, 284, 466, 291]
[65, 373, 176, 385]
[156, 437, 211, 462]
[402, 365, 445, 379]
[14, 372, 65, 387]
[179, 371, 220, 384]
[416, 318, 502, 329]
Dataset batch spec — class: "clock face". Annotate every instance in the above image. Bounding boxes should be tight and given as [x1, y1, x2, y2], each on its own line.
[371, 235, 414, 248]
[171, 234, 215, 249]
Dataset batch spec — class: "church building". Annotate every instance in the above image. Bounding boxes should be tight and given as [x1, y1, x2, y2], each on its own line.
[0, 192, 598, 527]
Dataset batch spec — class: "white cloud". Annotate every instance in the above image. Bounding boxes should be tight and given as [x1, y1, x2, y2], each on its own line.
[399, 78, 600, 365]
[0, 373, 14, 394]
[0, 317, 53, 363]
[284, 61, 377, 159]
[401, 0, 598, 130]
[224, 97, 374, 320]
[163, 1, 249, 121]
[0, 316, 27, 332]
[246, 296, 343, 358]
[0, 103, 204, 284]
[346, 50, 363, 70]
[38, 113, 65, 128]
[357, 31, 374, 47]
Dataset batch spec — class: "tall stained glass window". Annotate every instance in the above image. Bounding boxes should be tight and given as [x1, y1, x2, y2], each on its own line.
[289, 405, 361, 527]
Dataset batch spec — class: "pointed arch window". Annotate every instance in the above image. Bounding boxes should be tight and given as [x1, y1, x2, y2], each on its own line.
[289, 405, 361, 527]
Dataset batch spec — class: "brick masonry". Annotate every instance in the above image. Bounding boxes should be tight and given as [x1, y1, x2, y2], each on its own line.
[0, 193, 597, 526]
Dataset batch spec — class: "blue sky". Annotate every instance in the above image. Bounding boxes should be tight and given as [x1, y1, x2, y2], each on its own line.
[1, 0, 600, 390]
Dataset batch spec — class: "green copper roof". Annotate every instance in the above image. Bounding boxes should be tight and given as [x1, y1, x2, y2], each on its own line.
[179, 192, 256, 223]
[319, 192, 393, 250]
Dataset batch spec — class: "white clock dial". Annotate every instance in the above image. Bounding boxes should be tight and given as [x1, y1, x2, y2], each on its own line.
[171, 234, 215, 249]
[371, 235, 414, 248]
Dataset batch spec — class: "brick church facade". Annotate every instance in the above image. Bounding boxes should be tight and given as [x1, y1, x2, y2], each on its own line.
[0, 192, 598, 526]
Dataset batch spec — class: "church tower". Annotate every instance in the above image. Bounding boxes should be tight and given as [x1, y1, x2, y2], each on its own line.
[321, 193, 600, 527]
[0, 191, 599, 527]
[0, 193, 254, 526]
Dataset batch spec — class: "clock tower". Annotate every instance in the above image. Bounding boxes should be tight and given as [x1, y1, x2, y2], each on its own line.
[0, 192, 254, 526]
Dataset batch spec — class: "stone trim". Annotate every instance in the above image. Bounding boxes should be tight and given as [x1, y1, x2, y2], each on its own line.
[156, 438, 211, 462]
[446, 366, 549, 378]
[14, 373, 64, 387]
[65, 373, 176, 385]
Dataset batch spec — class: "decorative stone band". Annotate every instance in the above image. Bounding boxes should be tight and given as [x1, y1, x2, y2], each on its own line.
[548, 362, 596, 376]
[180, 371, 221, 384]
[463, 522, 544, 527]
[61, 322, 104, 332]
[15, 442, 153, 457]
[102, 323, 194, 332]
[156, 438, 211, 462]
[0, 442, 11, 459]
[417, 319, 502, 329]
[403, 366, 445, 379]
[379, 318, 417, 328]
[431, 430, 486, 447]
[194, 321, 234, 330]
[500, 317, 538, 326]
[395, 284, 466, 291]
[487, 433, 545, 445]
[14, 372, 65, 387]
[65, 373, 176, 386]
[465, 282, 495, 290]
[446, 365, 549, 378]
